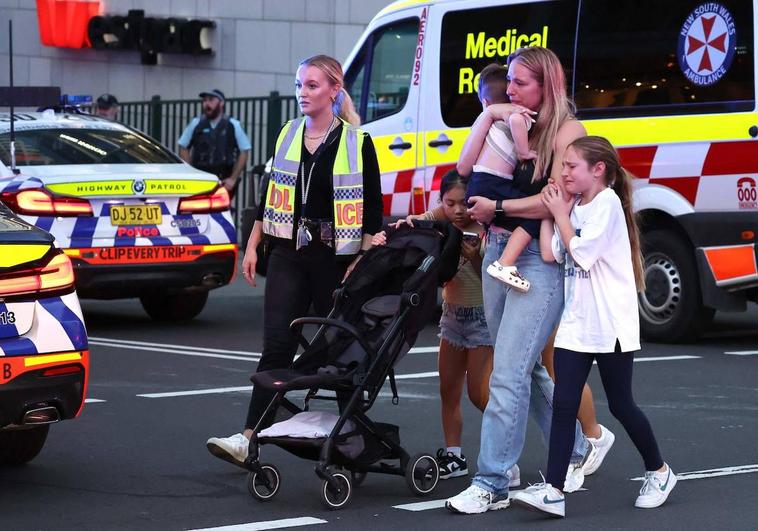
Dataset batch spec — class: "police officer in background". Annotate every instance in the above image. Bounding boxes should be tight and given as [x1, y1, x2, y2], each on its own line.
[96, 94, 119, 120]
[178, 89, 251, 197]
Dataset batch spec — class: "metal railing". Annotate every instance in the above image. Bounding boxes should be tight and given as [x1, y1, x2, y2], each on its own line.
[114, 92, 300, 233]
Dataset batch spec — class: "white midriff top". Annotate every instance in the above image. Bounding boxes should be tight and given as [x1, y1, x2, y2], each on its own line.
[551, 187, 641, 353]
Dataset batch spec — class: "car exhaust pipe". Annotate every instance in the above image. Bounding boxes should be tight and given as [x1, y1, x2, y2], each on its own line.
[22, 406, 60, 425]
[201, 273, 223, 288]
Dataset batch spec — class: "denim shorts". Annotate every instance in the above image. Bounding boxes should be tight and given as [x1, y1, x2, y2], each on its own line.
[439, 302, 493, 349]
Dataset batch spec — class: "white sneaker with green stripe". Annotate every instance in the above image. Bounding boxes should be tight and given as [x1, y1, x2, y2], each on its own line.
[635, 463, 677, 508]
[511, 480, 565, 518]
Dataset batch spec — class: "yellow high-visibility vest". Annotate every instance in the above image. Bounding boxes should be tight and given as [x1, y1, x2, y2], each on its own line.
[262, 117, 365, 255]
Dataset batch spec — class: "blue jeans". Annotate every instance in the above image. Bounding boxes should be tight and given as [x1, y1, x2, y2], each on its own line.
[473, 231, 589, 495]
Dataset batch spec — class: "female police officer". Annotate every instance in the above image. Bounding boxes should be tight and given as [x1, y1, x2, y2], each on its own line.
[207, 55, 382, 467]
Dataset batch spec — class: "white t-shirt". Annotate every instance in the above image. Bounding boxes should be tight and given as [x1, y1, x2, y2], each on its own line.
[552, 187, 641, 353]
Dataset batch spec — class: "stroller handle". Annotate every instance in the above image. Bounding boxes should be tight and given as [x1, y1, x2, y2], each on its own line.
[289, 317, 375, 359]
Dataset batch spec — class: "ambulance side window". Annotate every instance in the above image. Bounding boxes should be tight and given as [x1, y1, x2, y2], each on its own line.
[345, 18, 419, 124]
[439, 1, 579, 128]
[574, 0, 755, 119]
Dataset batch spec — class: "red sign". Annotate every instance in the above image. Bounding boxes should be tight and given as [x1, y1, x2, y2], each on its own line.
[36, 0, 100, 49]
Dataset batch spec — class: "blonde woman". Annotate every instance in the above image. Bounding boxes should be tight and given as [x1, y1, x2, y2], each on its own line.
[447, 47, 609, 514]
[207, 55, 382, 467]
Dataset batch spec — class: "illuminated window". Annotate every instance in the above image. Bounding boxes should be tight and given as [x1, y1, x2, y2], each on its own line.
[574, 0, 754, 118]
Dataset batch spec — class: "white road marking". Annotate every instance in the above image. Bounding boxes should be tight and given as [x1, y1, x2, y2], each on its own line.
[408, 346, 440, 354]
[393, 499, 447, 511]
[188, 517, 327, 531]
[724, 350, 758, 356]
[606, 355, 700, 363]
[631, 463, 758, 482]
[395, 371, 439, 379]
[138, 386, 253, 398]
[84, 398, 105, 403]
[89, 336, 260, 357]
[393, 487, 586, 512]
[138, 385, 437, 400]
[89, 340, 260, 362]
[88, 336, 438, 362]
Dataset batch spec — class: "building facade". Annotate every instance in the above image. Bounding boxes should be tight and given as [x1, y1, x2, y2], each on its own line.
[0, 0, 394, 102]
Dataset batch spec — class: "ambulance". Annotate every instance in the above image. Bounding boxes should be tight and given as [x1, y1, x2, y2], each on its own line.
[341, 0, 757, 342]
[0, 111, 238, 320]
[0, 203, 88, 465]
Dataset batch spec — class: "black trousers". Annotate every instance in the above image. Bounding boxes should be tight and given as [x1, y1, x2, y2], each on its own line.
[245, 241, 347, 430]
[545, 344, 664, 488]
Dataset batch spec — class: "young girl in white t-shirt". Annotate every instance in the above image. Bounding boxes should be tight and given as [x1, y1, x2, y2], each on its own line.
[511, 136, 676, 518]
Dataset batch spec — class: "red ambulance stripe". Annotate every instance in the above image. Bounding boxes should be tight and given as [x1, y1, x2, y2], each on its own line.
[701, 141, 758, 176]
[394, 170, 414, 193]
[424, 164, 456, 205]
[648, 176, 700, 205]
[618, 146, 657, 179]
[382, 194, 393, 216]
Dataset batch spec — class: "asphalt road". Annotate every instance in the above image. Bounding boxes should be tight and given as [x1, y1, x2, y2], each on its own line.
[2, 272, 758, 531]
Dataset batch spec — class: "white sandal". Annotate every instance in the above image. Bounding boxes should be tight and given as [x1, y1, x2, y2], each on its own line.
[486, 262, 531, 292]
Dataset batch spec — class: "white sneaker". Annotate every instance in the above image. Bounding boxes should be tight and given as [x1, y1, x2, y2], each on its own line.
[507, 464, 521, 488]
[564, 440, 595, 492]
[206, 433, 249, 468]
[486, 262, 530, 292]
[635, 464, 677, 508]
[446, 484, 510, 514]
[512, 480, 565, 518]
[584, 424, 615, 476]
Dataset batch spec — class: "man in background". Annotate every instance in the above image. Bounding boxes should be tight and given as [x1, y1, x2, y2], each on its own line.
[96, 94, 119, 120]
[178, 89, 251, 198]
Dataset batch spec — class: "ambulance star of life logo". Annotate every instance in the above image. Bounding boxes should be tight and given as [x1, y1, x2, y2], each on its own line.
[677, 3, 737, 87]
[132, 179, 146, 195]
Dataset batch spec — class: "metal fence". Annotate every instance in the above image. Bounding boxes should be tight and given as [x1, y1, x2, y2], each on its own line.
[114, 92, 300, 231]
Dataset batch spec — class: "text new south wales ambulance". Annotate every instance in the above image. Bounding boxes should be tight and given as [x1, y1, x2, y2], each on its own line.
[458, 26, 549, 94]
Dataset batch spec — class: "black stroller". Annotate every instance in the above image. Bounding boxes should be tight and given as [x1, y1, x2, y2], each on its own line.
[243, 221, 461, 509]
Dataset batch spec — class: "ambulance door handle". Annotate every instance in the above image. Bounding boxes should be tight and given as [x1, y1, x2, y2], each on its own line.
[749, 125, 757, 138]
[389, 141, 412, 150]
[428, 139, 453, 148]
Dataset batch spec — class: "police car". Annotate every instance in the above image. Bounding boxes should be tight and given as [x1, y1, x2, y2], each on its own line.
[0, 202, 88, 465]
[0, 110, 238, 320]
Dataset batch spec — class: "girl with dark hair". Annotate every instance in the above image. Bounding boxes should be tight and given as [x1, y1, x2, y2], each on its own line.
[373, 170, 518, 485]
[512, 136, 676, 517]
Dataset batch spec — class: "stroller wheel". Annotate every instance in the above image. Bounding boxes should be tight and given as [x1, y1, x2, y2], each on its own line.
[405, 453, 440, 496]
[320, 472, 352, 510]
[351, 470, 368, 487]
[247, 464, 281, 501]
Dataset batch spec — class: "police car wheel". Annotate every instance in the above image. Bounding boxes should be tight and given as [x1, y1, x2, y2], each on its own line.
[140, 290, 208, 321]
[639, 230, 714, 343]
[0, 425, 50, 466]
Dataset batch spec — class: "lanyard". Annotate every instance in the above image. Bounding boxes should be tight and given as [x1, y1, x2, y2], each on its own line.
[300, 116, 336, 208]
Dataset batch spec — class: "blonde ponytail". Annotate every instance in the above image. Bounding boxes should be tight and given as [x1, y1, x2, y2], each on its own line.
[336, 87, 361, 126]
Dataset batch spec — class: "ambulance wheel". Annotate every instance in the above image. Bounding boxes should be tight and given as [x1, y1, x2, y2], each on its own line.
[320, 472, 351, 510]
[639, 230, 714, 343]
[0, 425, 49, 465]
[140, 290, 208, 321]
[247, 464, 281, 501]
[405, 453, 439, 496]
